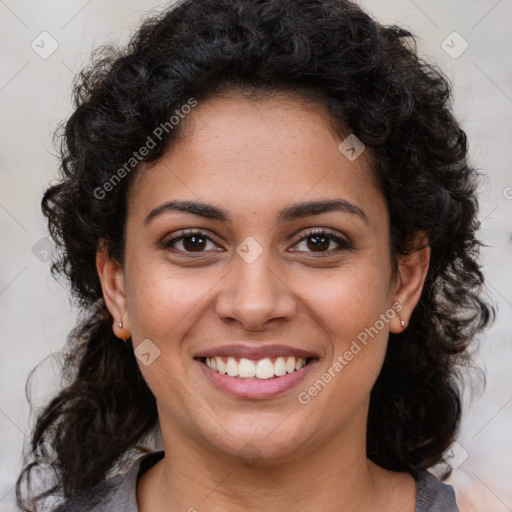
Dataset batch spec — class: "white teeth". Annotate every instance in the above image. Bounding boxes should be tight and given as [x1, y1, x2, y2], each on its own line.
[226, 357, 239, 377]
[285, 356, 296, 373]
[256, 358, 275, 379]
[215, 356, 226, 374]
[204, 355, 309, 379]
[274, 356, 287, 376]
[238, 358, 256, 378]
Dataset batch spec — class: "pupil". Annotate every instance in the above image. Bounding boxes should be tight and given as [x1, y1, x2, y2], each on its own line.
[184, 235, 205, 251]
[308, 235, 329, 252]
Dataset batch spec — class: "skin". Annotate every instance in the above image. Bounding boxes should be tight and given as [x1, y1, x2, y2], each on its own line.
[96, 92, 430, 512]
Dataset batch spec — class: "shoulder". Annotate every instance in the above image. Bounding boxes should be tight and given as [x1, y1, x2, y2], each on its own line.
[415, 470, 459, 512]
[53, 451, 165, 512]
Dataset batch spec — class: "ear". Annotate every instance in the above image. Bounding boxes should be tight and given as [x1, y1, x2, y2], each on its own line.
[389, 231, 430, 334]
[96, 239, 130, 340]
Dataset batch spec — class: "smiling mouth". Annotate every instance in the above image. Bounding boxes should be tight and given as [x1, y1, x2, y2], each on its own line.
[196, 356, 317, 380]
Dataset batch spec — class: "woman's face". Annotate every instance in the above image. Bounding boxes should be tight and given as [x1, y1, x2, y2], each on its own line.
[98, 93, 428, 463]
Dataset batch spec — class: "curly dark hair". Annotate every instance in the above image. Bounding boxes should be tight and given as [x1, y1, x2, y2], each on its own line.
[17, 0, 494, 510]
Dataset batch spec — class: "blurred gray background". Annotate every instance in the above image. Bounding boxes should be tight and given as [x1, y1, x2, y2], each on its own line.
[1, 1, 511, 510]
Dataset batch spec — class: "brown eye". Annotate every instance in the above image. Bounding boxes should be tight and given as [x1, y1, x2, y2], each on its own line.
[306, 235, 331, 252]
[162, 230, 221, 253]
[182, 235, 207, 252]
[290, 229, 352, 254]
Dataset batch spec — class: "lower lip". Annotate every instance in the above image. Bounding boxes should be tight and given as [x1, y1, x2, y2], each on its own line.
[196, 358, 320, 399]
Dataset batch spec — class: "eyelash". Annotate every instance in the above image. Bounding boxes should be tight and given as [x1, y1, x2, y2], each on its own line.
[161, 228, 352, 256]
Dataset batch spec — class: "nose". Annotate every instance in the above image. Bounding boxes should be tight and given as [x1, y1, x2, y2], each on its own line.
[215, 250, 297, 331]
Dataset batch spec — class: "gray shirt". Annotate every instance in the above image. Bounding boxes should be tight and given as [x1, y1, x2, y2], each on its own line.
[55, 450, 459, 511]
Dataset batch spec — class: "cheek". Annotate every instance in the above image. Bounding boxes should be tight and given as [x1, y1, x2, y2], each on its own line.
[296, 260, 392, 342]
[123, 262, 217, 415]
[125, 258, 216, 344]
[293, 260, 392, 401]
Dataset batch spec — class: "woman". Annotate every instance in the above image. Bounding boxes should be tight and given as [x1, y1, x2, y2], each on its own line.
[16, 0, 493, 510]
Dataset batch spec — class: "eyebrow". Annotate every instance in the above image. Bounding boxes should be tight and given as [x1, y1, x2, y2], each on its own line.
[144, 198, 369, 226]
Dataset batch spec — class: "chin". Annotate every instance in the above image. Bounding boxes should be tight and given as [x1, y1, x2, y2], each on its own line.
[197, 417, 312, 465]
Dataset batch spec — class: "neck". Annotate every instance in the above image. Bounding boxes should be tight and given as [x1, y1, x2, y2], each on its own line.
[137, 413, 415, 512]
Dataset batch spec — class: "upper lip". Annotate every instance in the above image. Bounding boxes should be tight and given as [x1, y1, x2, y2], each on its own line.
[193, 344, 319, 360]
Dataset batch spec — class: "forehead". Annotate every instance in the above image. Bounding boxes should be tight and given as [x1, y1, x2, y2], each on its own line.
[127, 94, 387, 230]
